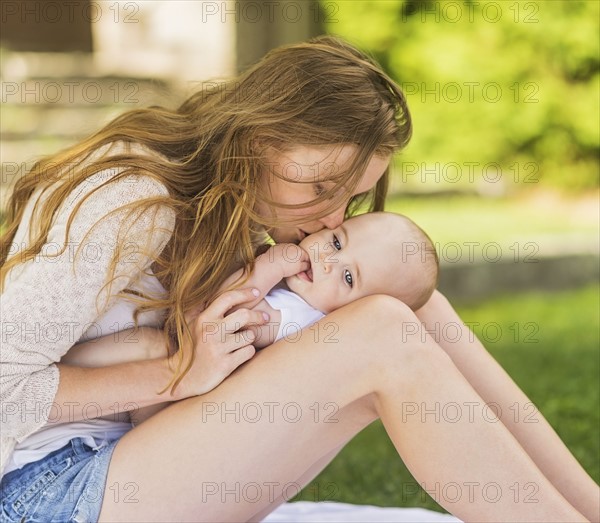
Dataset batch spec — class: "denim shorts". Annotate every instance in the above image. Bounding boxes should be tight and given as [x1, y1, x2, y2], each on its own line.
[0, 437, 120, 523]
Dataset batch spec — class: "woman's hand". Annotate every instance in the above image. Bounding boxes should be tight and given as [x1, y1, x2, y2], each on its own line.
[171, 287, 269, 398]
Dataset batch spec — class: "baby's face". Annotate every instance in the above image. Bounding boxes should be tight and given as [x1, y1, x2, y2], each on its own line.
[285, 214, 419, 313]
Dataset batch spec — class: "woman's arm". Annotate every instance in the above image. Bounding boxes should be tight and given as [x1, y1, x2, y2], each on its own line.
[54, 357, 181, 423]
[1, 167, 176, 442]
[61, 327, 170, 367]
[416, 290, 600, 522]
[60, 328, 176, 426]
[51, 285, 269, 428]
[48, 245, 308, 432]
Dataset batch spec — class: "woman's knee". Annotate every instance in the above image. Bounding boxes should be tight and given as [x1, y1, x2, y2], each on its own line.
[341, 294, 449, 362]
[345, 293, 413, 321]
[345, 295, 454, 395]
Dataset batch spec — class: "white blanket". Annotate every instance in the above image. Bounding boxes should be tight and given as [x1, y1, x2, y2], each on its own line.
[262, 501, 463, 522]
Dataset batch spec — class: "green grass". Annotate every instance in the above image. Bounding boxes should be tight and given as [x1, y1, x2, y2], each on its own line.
[384, 193, 599, 249]
[294, 284, 600, 512]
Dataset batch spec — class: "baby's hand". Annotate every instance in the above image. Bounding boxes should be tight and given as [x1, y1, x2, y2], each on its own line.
[259, 244, 310, 279]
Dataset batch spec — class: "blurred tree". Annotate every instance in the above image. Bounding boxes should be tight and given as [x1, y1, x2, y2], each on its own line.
[323, 0, 599, 193]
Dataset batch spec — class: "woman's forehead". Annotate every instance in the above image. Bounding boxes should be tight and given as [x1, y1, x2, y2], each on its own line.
[358, 154, 389, 190]
[268, 145, 390, 196]
[275, 144, 356, 172]
[277, 144, 389, 171]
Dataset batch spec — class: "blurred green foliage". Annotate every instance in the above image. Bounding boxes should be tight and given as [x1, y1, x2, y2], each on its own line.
[325, 0, 599, 193]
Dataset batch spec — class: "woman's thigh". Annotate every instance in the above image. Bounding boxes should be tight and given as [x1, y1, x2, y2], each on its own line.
[247, 394, 379, 522]
[97, 296, 427, 522]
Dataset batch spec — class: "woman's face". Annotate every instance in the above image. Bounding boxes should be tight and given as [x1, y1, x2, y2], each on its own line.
[255, 144, 391, 244]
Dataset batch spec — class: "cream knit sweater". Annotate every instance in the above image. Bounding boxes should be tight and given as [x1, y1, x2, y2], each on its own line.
[0, 142, 176, 477]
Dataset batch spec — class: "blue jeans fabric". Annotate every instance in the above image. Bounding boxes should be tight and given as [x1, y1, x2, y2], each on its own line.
[0, 437, 119, 523]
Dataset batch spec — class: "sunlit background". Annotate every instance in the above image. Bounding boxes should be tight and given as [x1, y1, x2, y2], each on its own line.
[1, 0, 598, 514]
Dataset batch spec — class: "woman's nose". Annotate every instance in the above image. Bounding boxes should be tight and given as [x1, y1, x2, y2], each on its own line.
[318, 206, 345, 229]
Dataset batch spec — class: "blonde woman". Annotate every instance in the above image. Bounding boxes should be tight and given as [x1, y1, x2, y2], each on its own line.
[1, 36, 598, 522]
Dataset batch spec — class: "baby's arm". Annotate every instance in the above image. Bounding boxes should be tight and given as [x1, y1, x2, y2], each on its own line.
[221, 243, 309, 302]
[215, 243, 308, 348]
[61, 328, 173, 425]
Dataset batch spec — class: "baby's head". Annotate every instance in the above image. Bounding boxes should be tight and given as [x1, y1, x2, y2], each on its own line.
[286, 212, 439, 313]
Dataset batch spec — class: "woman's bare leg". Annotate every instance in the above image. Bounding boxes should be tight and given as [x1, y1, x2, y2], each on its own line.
[246, 447, 344, 523]
[248, 395, 379, 522]
[415, 291, 600, 522]
[97, 296, 587, 522]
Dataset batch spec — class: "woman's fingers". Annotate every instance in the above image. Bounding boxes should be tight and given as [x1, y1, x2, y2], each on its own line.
[222, 308, 268, 334]
[205, 287, 260, 318]
[195, 308, 265, 343]
[227, 345, 256, 371]
[179, 288, 267, 395]
[217, 330, 256, 354]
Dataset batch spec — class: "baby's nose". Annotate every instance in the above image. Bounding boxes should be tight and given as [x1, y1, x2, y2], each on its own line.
[319, 247, 337, 273]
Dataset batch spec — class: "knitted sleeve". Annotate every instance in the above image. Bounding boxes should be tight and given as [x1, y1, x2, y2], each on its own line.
[0, 168, 176, 441]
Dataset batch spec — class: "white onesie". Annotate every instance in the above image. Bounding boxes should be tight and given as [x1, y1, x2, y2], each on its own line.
[263, 287, 325, 342]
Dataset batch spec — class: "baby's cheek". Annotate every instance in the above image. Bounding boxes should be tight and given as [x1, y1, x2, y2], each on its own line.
[311, 293, 336, 315]
[298, 287, 324, 313]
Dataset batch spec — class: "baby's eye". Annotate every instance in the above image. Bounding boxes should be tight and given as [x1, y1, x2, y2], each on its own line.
[332, 234, 341, 251]
[344, 269, 353, 288]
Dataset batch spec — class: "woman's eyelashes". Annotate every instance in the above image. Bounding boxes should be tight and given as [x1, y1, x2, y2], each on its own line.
[314, 182, 340, 201]
[314, 183, 326, 197]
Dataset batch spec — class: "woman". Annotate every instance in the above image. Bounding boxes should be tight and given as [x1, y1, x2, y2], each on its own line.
[1, 36, 598, 522]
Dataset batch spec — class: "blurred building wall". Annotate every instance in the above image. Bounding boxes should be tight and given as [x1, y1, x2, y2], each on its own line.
[1, 0, 93, 52]
[0, 0, 322, 209]
[236, 0, 323, 72]
[92, 1, 236, 84]
[1, 0, 322, 82]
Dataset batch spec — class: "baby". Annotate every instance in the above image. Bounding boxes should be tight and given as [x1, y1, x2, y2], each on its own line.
[62, 211, 438, 422]
[234, 211, 439, 348]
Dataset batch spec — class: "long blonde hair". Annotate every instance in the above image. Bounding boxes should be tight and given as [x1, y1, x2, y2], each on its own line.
[0, 35, 412, 394]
